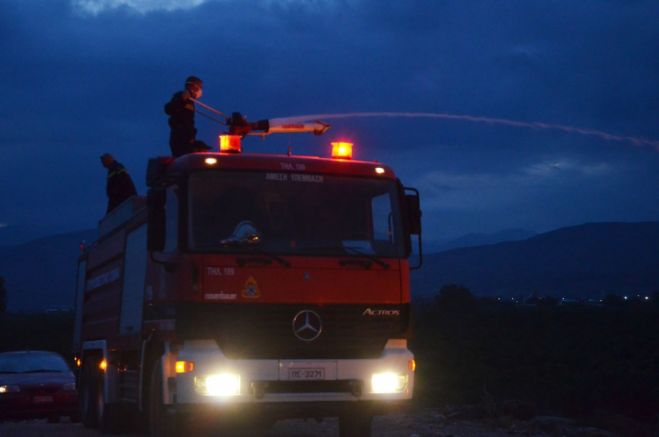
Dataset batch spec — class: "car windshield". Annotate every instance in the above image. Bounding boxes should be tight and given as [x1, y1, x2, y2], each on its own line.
[188, 171, 404, 257]
[0, 352, 70, 373]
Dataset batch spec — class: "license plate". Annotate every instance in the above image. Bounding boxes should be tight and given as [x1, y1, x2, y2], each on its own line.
[33, 395, 54, 404]
[288, 368, 325, 380]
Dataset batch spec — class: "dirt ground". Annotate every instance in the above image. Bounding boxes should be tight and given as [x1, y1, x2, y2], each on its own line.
[0, 407, 617, 437]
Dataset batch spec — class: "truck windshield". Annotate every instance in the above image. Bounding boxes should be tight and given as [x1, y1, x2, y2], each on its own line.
[188, 171, 404, 257]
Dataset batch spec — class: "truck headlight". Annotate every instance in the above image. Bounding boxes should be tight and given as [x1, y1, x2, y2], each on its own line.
[371, 372, 408, 394]
[195, 373, 241, 397]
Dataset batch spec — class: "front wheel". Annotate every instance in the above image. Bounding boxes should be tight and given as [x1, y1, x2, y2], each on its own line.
[339, 413, 373, 437]
[148, 360, 181, 437]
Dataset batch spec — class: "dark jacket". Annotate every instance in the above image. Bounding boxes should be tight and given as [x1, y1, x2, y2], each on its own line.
[106, 161, 137, 213]
[164, 91, 196, 157]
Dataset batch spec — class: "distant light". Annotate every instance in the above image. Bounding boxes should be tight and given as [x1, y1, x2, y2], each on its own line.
[331, 141, 353, 159]
[204, 157, 218, 165]
[644, 296, 650, 301]
[99, 359, 108, 372]
[375, 166, 385, 175]
[623, 296, 628, 301]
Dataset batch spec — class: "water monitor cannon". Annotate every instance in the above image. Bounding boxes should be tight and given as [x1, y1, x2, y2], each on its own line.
[226, 112, 331, 137]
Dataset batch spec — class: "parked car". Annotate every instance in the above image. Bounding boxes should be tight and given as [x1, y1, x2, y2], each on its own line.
[0, 350, 78, 422]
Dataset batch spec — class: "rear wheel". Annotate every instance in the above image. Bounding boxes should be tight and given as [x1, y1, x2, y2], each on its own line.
[339, 413, 373, 437]
[97, 380, 123, 434]
[79, 361, 98, 428]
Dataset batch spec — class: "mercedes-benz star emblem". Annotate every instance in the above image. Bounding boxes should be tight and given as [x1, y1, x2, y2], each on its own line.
[292, 310, 323, 342]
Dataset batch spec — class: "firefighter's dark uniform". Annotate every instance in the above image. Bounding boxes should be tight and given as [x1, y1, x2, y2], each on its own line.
[164, 91, 199, 157]
[106, 161, 137, 213]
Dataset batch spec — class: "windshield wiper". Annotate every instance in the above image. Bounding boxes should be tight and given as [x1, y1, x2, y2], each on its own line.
[236, 251, 291, 268]
[342, 247, 390, 269]
[299, 244, 390, 269]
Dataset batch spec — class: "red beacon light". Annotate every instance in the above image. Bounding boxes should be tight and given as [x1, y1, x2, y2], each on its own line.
[219, 134, 242, 153]
[331, 141, 353, 159]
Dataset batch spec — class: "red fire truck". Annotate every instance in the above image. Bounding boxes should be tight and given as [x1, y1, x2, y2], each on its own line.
[72, 136, 422, 436]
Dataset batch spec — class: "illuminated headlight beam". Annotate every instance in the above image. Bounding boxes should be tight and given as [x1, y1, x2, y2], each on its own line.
[371, 372, 408, 394]
[195, 373, 241, 397]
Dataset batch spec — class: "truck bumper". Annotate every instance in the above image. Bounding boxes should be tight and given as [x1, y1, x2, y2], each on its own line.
[166, 339, 414, 412]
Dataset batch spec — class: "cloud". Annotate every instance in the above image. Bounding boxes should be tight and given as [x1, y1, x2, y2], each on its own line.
[415, 158, 614, 211]
[71, 0, 209, 15]
[70, 0, 335, 15]
[524, 159, 612, 178]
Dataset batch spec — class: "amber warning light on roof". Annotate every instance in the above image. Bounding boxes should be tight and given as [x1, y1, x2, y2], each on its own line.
[331, 141, 353, 159]
[219, 134, 242, 153]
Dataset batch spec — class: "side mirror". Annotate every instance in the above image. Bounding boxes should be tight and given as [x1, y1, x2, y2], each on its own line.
[147, 189, 166, 252]
[404, 187, 423, 270]
[405, 193, 422, 235]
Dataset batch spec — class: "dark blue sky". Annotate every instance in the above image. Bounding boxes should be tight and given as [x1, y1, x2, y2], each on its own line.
[1, 0, 658, 244]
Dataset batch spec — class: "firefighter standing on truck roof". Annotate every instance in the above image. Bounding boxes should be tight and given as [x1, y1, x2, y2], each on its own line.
[164, 75, 211, 157]
[100, 153, 137, 213]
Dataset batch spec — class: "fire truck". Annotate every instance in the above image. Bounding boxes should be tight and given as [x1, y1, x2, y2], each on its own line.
[72, 130, 422, 436]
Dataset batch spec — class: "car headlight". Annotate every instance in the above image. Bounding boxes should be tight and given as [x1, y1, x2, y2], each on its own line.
[0, 385, 21, 394]
[371, 372, 408, 394]
[195, 373, 241, 397]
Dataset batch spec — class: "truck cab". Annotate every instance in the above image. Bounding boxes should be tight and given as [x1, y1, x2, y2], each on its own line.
[73, 141, 422, 436]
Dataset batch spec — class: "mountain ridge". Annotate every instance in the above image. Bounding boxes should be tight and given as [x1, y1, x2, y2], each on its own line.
[413, 221, 659, 298]
[1, 222, 657, 311]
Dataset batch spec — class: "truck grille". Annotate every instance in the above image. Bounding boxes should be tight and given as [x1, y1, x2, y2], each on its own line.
[176, 304, 408, 359]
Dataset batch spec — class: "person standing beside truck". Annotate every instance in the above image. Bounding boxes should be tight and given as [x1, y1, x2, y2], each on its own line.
[100, 153, 137, 213]
[164, 75, 211, 157]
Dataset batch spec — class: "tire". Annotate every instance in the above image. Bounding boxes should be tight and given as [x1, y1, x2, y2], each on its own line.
[148, 360, 181, 437]
[80, 361, 98, 428]
[339, 413, 373, 437]
[94, 365, 128, 434]
[98, 398, 123, 434]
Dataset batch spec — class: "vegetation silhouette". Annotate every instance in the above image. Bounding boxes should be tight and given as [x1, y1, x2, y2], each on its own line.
[0, 276, 6, 313]
[413, 289, 659, 434]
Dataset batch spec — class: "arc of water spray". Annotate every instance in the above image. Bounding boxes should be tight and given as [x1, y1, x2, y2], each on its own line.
[270, 112, 659, 151]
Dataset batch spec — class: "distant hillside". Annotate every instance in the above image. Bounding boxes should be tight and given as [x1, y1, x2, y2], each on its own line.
[425, 228, 537, 253]
[0, 224, 61, 247]
[0, 229, 96, 311]
[2, 222, 658, 311]
[412, 222, 659, 298]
